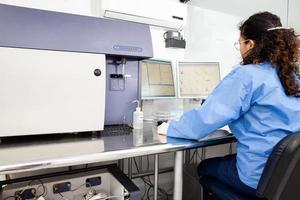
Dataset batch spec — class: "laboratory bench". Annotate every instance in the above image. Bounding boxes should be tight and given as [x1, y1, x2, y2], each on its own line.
[0, 123, 236, 200]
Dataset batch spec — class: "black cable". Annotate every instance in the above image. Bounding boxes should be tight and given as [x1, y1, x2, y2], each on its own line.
[4, 196, 21, 200]
[133, 157, 171, 200]
[58, 191, 69, 200]
[142, 173, 170, 200]
[133, 157, 150, 200]
[70, 182, 89, 192]
[28, 179, 46, 197]
[196, 149, 202, 162]
[146, 185, 152, 200]
[201, 147, 206, 160]
[189, 150, 197, 164]
[7, 179, 46, 200]
[193, 149, 197, 163]
[146, 155, 150, 172]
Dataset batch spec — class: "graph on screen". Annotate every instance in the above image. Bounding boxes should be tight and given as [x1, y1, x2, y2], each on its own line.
[178, 62, 220, 98]
[141, 60, 176, 99]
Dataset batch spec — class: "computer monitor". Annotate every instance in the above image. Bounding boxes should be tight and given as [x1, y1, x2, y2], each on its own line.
[141, 59, 176, 99]
[178, 62, 221, 98]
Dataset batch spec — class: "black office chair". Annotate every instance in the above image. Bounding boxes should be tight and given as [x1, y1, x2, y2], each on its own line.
[199, 131, 300, 200]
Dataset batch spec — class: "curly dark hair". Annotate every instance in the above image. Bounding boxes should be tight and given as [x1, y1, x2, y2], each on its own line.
[239, 12, 300, 97]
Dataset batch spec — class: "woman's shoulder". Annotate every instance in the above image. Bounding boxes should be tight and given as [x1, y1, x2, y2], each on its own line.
[225, 62, 277, 89]
[231, 62, 275, 77]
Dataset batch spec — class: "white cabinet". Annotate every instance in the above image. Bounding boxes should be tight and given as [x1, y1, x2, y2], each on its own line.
[98, 0, 187, 30]
[0, 0, 94, 16]
[0, 47, 106, 137]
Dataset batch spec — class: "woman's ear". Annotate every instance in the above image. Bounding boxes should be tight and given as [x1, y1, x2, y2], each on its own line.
[248, 39, 255, 49]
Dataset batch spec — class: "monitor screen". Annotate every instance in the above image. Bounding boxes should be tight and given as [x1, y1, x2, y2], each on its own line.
[141, 59, 176, 99]
[178, 62, 220, 98]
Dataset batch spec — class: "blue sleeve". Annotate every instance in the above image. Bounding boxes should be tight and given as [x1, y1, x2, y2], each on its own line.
[167, 67, 253, 140]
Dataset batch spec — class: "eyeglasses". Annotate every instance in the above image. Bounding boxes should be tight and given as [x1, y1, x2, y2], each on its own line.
[234, 39, 250, 50]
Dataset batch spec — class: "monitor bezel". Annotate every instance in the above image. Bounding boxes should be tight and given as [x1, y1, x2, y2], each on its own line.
[139, 59, 177, 100]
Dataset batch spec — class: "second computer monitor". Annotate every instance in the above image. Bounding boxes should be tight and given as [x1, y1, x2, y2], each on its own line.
[141, 59, 176, 99]
[178, 62, 220, 98]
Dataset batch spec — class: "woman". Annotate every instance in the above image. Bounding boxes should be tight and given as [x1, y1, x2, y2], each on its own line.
[166, 12, 300, 197]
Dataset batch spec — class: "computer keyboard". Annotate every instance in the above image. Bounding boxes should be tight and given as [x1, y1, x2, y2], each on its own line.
[198, 130, 231, 141]
[100, 124, 132, 137]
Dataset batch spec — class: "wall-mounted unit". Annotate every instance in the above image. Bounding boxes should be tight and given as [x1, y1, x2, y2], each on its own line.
[98, 0, 187, 30]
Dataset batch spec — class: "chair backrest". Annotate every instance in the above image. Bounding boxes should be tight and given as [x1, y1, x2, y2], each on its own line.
[256, 131, 300, 200]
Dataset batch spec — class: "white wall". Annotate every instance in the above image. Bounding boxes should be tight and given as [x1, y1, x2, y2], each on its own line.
[184, 6, 242, 78]
[288, 0, 300, 33]
[185, 0, 290, 77]
[189, 0, 288, 25]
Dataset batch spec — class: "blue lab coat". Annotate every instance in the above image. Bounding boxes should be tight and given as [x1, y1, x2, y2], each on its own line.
[167, 62, 300, 189]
